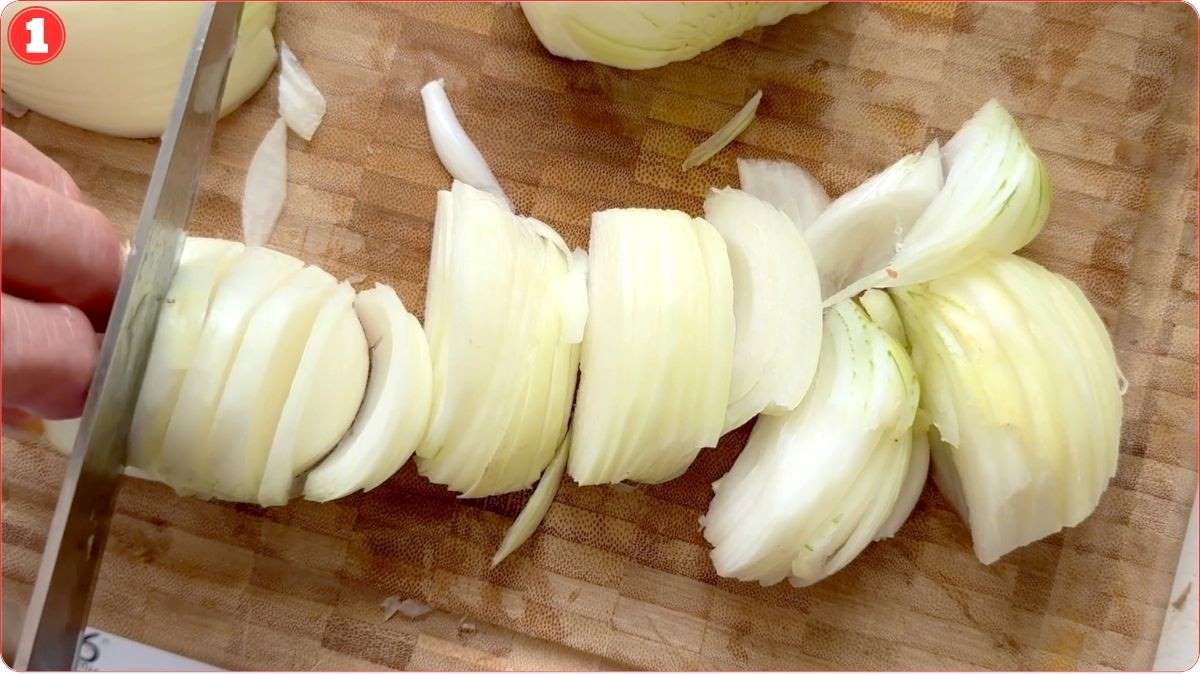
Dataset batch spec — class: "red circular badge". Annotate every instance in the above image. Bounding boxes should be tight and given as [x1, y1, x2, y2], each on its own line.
[7, 6, 65, 65]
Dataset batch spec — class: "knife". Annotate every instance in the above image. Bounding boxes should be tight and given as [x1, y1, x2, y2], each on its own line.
[13, 2, 245, 669]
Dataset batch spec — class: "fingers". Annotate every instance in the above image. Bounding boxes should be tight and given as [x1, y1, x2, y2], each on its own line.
[1, 127, 83, 200]
[2, 294, 100, 420]
[2, 169, 124, 329]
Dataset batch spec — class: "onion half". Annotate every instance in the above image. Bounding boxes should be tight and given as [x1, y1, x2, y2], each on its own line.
[704, 299, 919, 586]
[890, 254, 1122, 564]
[703, 188, 822, 432]
[569, 208, 734, 486]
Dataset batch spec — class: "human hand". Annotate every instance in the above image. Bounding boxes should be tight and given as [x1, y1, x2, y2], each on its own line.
[2, 127, 124, 426]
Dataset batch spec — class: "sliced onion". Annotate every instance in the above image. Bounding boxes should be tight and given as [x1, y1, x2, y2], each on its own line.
[890, 254, 1122, 564]
[417, 182, 580, 497]
[703, 188, 822, 432]
[277, 41, 325, 141]
[806, 141, 943, 304]
[682, 90, 761, 170]
[737, 157, 829, 231]
[205, 265, 337, 502]
[258, 283, 368, 505]
[305, 283, 431, 501]
[569, 208, 734, 485]
[858, 288, 907, 349]
[491, 437, 568, 567]
[822, 100, 1049, 305]
[129, 237, 244, 472]
[875, 409, 930, 541]
[560, 248, 589, 344]
[242, 117, 288, 247]
[704, 299, 919, 586]
[157, 247, 304, 495]
[420, 80, 510, 210]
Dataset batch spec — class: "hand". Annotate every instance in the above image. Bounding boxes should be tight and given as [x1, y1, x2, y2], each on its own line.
[2, 127, 124, 425]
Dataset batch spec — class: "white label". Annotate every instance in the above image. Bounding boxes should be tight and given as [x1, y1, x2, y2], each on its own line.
[74, 629, 221, 672]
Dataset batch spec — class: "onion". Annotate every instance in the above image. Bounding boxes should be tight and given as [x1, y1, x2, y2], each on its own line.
[569, 208, 734, 485]
[417, 181, 582, 497]
[3, 92, 28, 118]
[242, 118, 288, 248]
[277, 41, 325, 141]
[806, 142, 943, 304]
[875, 409, 930, 541]
[305, 283, 431, 501]
[156, 247, 304, 495]
[420, 80, 510, 210]
[737, 158, 829, 231]
[0, 2, 277, 137]
[205, 266, 338, 502]
[703, 188, 822, 432]
[890, 254, 1122, 564]
[858, 288, 907, 349]
[520, 2, 824, 70]
[258, 283, 368, 505]
[683, 90, 761, 171]
[491, 437, 568, 567]
[821, 100, 1049, 305]
[704, 298, 919, 586]
[129, 237, 244, 472]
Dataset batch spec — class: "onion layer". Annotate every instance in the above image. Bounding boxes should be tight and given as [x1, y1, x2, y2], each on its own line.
[737, 158, 829, 231]
[703, 188, 822, 432]
[704, 299, 919, 586]
[569, 208, 734, 486]
[418, 181, 583, 497]
[890, 254, 1122, 564]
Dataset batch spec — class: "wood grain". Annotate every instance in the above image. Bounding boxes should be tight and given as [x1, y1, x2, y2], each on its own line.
[3, 2, 1196, 670]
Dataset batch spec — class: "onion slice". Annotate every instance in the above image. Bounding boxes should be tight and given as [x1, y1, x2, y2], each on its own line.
[205, 265, 337, 502]
[242, 117, 288, 247]
[807, 141, 943, 304]
[890, 254, 1122, 563]
[128, 237, 244, 472]
[569, 208, 734, 485]
[875, 409, 930, 541]
[682, 90, 762, 170]
[704, 299, 919, 586]
[305, 283, 432, 502]
[258, 282, 368, 505]
[420, 79, 511, 210]
[157, 247, 304, 495]
[737, 158, 829, 231]
[703, 188, 822, 432]
[277, 41, 326, 140]
[491, 437, 568, 567]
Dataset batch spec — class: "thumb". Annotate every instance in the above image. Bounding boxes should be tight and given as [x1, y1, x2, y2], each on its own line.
[2, 294, 100, 420]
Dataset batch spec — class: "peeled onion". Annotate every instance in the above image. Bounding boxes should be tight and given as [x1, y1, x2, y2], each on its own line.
[569, 208, 734, 486]
[0, 2, 277, 137]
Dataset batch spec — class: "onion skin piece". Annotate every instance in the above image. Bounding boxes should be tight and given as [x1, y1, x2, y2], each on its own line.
[0, 2, 277, 138]
[242, 118, 288, 248]
[420, 80, 511, 210]
[890, 254, 1122, 564]
[683, 90, 762, 170]
[491, 437, 569, 567]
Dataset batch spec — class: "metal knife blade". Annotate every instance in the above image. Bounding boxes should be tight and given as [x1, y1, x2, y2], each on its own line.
[13, 2, 245, 669]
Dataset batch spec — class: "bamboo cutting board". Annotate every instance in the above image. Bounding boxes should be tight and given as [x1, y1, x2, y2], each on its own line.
[2, 2, 1197, 670]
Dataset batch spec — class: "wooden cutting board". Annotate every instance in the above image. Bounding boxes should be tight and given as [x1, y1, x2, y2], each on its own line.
[3, 2, 1197, 670]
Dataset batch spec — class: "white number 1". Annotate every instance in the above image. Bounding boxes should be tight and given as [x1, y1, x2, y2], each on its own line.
[25, 17, 48, 54]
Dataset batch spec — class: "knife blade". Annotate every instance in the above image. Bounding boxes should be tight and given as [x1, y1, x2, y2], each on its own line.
[13, 2, 246, 669]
